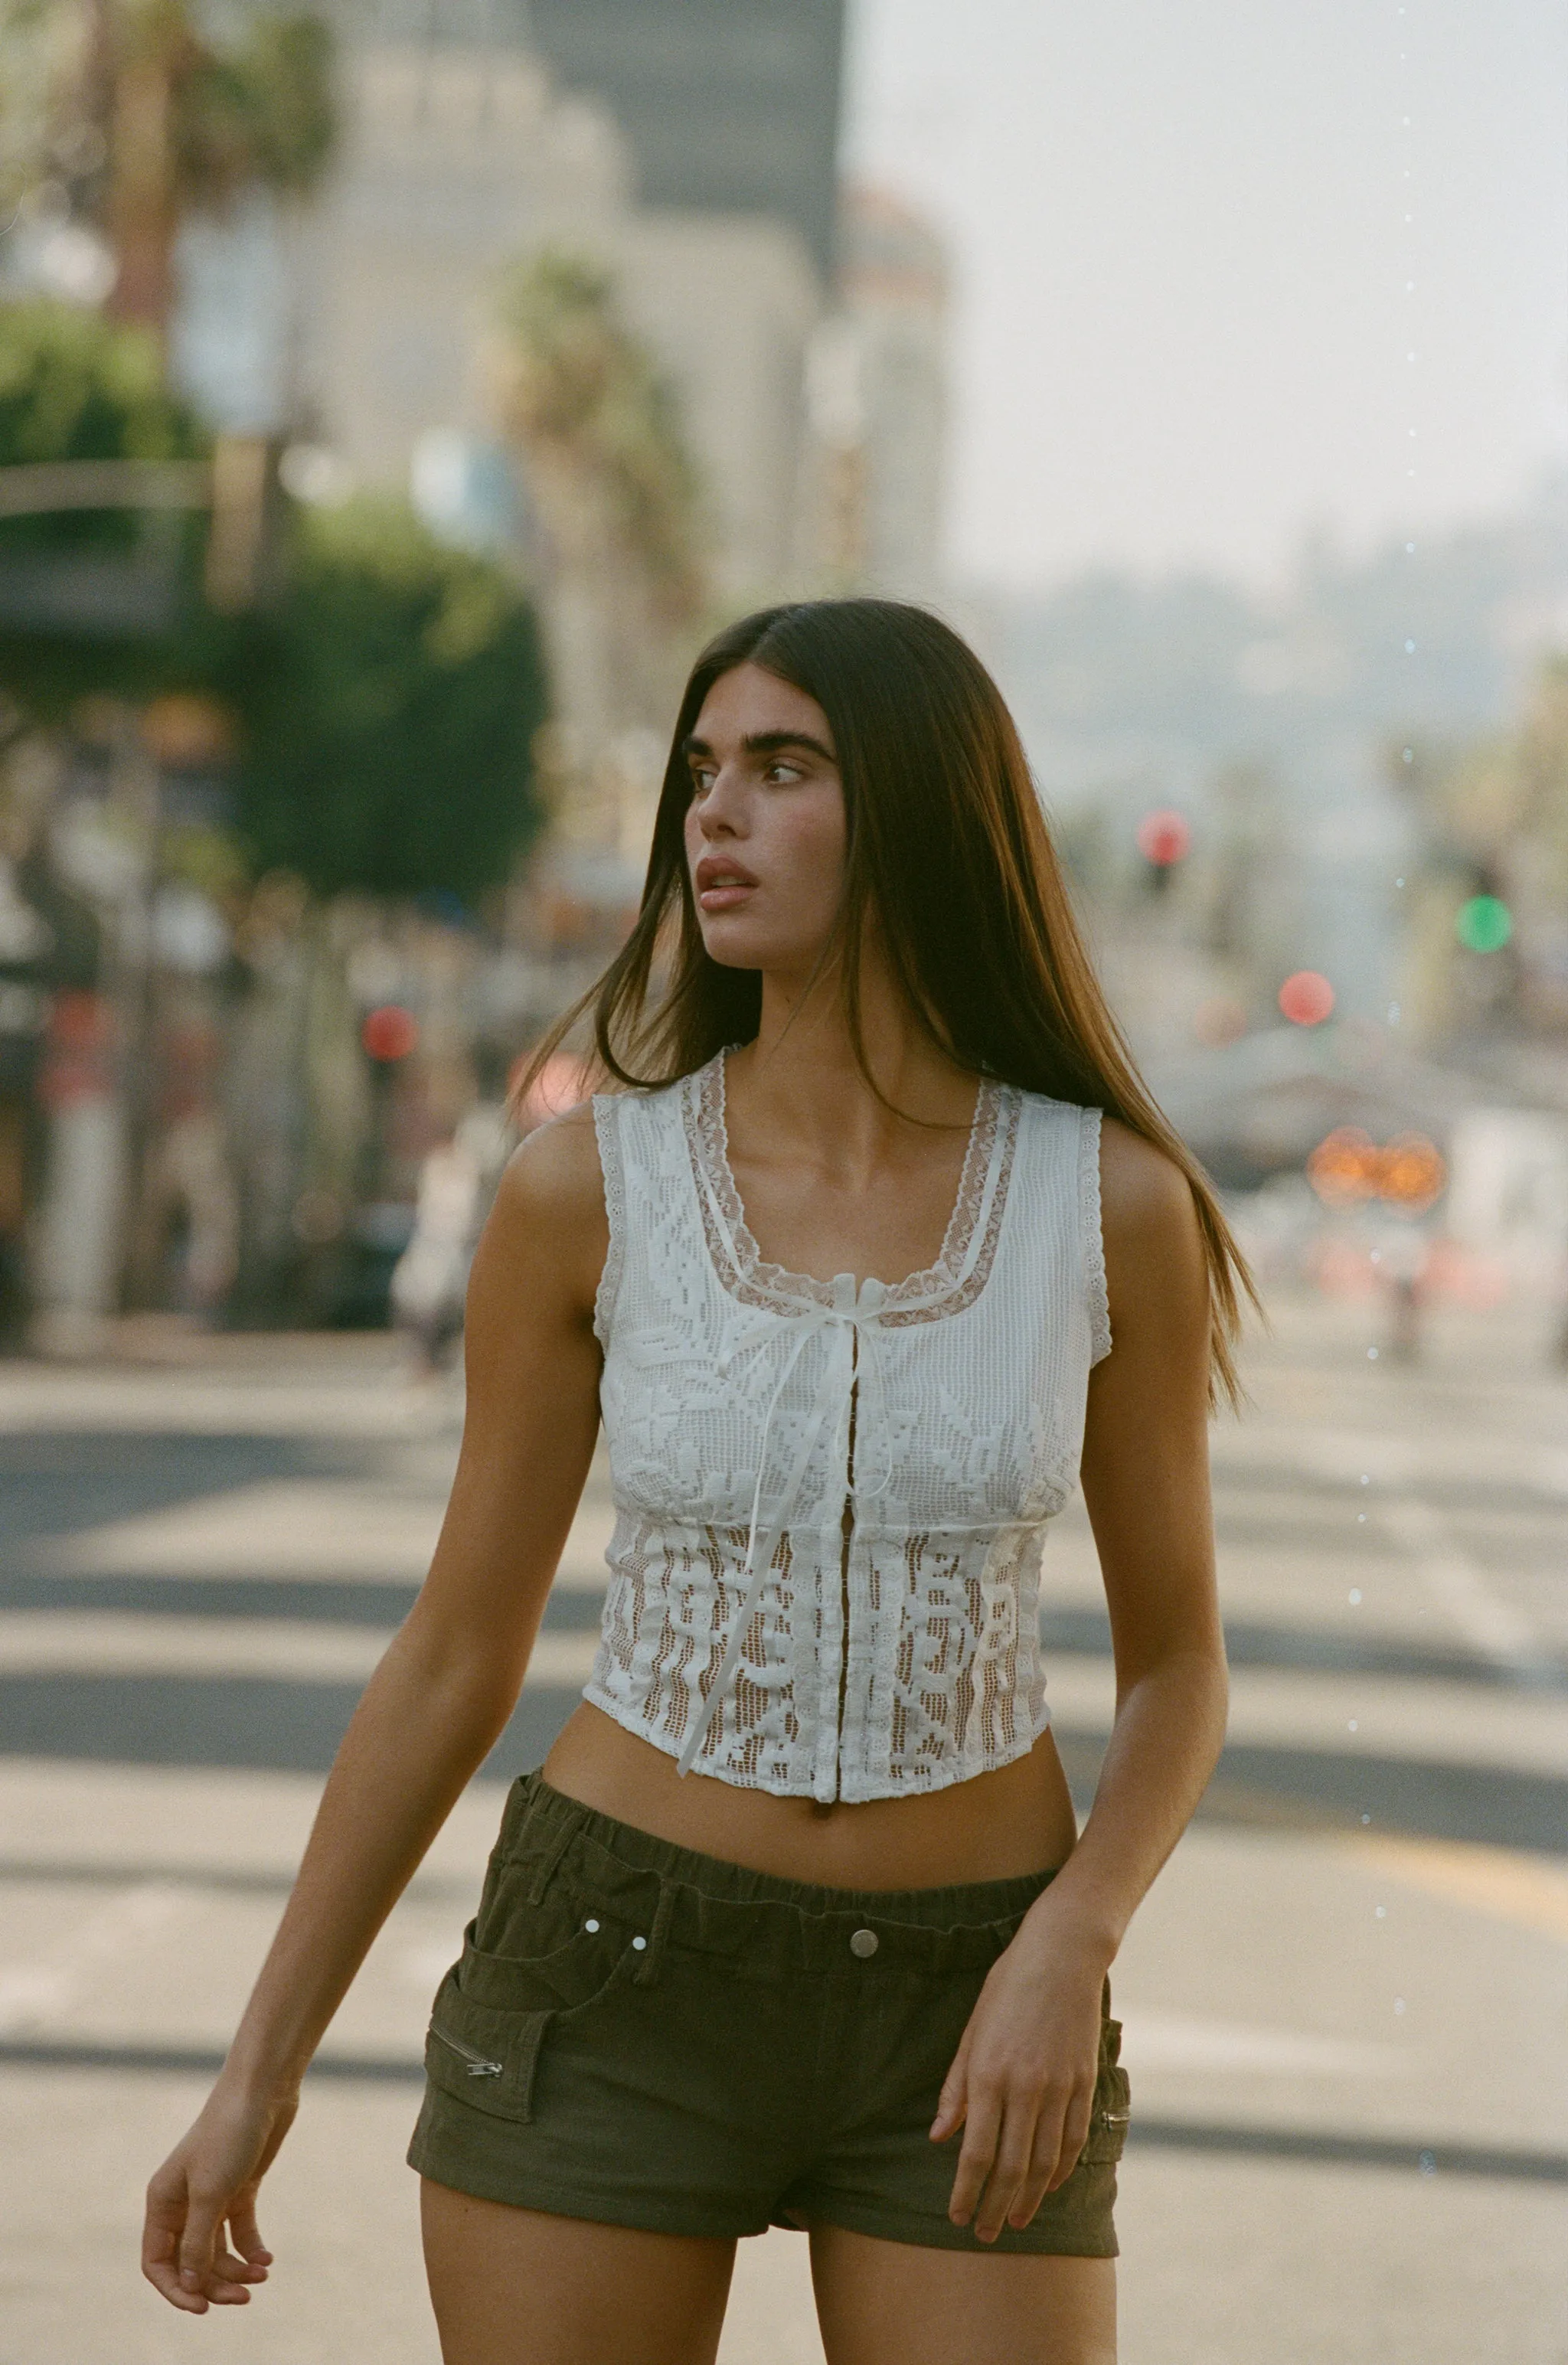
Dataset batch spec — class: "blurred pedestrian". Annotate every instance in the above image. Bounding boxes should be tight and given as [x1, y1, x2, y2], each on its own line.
[390, 1102, 511, 1374]
[130, 1018, 239, 1319]
[1375, 1220, 1429, 1364]
[142, 601, 1251, 2363]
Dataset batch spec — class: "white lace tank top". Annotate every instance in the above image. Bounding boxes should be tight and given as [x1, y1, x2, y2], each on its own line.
[583, 1052, 1112, 1805]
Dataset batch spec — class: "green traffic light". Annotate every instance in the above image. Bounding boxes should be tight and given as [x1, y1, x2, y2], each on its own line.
[1455, 894, 1512, 952]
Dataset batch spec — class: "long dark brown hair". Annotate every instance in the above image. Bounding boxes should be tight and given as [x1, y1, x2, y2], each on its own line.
[526, 598, 1259, 1404]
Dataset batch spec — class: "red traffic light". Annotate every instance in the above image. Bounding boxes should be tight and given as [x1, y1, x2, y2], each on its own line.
[361, 1004, 419, 1061]
[1279, 970, 1335, 1027]
[1135, 809, 1191, 866]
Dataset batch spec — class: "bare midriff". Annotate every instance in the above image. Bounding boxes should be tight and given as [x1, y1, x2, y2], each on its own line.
[541, 1701, 1079, 1891]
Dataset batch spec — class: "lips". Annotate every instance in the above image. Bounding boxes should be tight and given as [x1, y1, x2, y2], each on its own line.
[694, 855, 758, 913]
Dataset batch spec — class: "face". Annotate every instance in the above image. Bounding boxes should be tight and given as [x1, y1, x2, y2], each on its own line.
[681, 662, 848, 976]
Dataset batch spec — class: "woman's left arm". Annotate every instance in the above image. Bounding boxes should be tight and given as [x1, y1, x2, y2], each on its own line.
[936, 1119, 1230, 2241]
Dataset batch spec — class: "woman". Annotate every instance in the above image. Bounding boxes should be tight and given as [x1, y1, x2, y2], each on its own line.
[143, 600, 1249, 2364]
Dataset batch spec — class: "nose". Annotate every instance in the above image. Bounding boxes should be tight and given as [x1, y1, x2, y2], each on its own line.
[694, 761, 747, 838]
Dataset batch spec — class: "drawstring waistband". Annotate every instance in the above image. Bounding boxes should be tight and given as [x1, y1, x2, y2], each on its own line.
[499, 1772, 1060, 1981]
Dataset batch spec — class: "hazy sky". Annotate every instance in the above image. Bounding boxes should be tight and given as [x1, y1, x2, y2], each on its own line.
[843, 0, 1568, 591]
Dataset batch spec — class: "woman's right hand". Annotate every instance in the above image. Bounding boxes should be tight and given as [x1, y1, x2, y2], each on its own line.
[142, 2077, 299, 2313]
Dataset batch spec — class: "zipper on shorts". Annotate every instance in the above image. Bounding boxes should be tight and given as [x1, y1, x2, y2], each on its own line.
[430, 2024, 504, 2079]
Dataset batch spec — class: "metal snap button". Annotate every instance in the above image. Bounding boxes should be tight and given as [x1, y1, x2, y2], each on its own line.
[849, 1927, 879, 1958]
[632, 1935, 648, 1951]
[583, 1919, 600, 1933]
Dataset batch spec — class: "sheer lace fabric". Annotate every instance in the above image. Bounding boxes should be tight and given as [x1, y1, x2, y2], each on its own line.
[587, 1054, 1111, 1805]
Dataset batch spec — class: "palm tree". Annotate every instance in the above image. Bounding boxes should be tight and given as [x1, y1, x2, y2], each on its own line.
[1, 0, 336, 342]
[491, 249, 704, 817]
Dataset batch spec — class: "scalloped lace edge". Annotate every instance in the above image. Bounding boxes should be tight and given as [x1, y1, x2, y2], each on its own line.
[1081, 1104, 1112, 1364]
[590, 1094, 628, 1347]
[687, 1052, 1018, 1324]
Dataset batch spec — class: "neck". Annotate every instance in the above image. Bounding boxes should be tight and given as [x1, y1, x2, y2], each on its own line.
[730, 949, 977, 1162]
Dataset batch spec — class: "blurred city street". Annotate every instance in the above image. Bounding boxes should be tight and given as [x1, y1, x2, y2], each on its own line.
[1, 5, 1566, 2360]
[0, 1285, 1563, 2365]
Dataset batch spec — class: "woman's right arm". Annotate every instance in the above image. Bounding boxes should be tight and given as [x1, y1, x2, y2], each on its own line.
[142, 1108, 609, 2314]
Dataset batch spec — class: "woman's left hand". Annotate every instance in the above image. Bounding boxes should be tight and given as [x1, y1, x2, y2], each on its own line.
[930, 1915, 1109, 2242]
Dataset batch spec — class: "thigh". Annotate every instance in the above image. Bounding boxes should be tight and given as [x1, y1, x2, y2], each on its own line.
[420, 2179, 737, 2365]
[809, 2223, 1116, 2365]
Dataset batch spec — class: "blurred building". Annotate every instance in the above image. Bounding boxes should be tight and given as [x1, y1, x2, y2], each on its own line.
[278, 6, 858, 951]
[526, 0, 844, 280]
[296, 19, 831, 603]
[802, 185, 949, 602]
[334, 0, 844, 273]
[270, 6, 956, 631]
[611, 211, 820, 600]
[299, 44, 628, 493]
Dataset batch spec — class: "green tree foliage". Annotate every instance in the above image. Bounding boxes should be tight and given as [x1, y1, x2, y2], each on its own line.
[0, 296, 205, 547]
[0, 2, 338, 333]
[1403, 657, 1568, 905]
[223, 496, 549, 902]
[0, 297, 211, 710]
[0, 305, 549, 903]
[0, 2, 88, 219]
[172, 11, 337, 206]
[1395, 655, 1568, 1037]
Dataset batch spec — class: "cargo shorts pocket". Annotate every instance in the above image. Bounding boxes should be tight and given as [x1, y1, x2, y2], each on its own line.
[423, 1916, 634, 2125]
[1079, 2016, 1132, 2167]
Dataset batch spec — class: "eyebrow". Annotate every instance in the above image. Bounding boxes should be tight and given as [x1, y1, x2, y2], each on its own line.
[681, 729, 837, 766]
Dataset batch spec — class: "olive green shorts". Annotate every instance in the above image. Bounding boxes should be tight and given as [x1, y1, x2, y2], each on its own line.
[408, 1771, 1129, 2256]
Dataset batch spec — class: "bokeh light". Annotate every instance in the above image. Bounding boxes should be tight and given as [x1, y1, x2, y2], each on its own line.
[1307, 1126, 1447, 1214]
[1379, 1133, 1447, 1212]
[1135, 808, 1191, 865]
[1455, 893, 1512, 952]
[361, 1004, 420, 1061]
[1279, 969, 1335, 1025]
[1305, 1127, 1378, 1207]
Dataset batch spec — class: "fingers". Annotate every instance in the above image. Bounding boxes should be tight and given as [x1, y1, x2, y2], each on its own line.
[177, 2178, 227, 2297]
[1005, 2092, 1078, 2231]
[946, 2081, 1004, 2231]
[1041, 2087, 1095, 2194]
[227, 2189, 274, 2278]
[142, 2093, 292, 2313]
[143, 2169, 207, 2314]
[970, 2090, 1047, 2243]
[927, 2028, 972, 2145]
[211, 2238, 266, 2295]
[1004, 2081, 1096, 2232]
[946, 2079, 1099, 2241]
[143, 2173, 262, 2312]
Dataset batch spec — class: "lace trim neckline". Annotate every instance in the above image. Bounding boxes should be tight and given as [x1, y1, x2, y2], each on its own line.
[684, 1050, 1018, 1322]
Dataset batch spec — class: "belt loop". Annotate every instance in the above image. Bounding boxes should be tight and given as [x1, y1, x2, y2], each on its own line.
[524, 1818, 576, 1906]
[632, 1874, 677, 1987]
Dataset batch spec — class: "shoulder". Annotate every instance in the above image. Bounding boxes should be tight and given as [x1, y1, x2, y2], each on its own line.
[496, 1099, 605, 1224]
[1015, 1093, 1193, 1233]
[472, 1101, 607, 1318]
[1095, 1116, 1207, 1320]
[1097, 1115, 1195, 1233]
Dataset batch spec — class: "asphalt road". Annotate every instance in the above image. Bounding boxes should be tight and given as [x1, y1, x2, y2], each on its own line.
[0, 1290, 1564, 2363]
